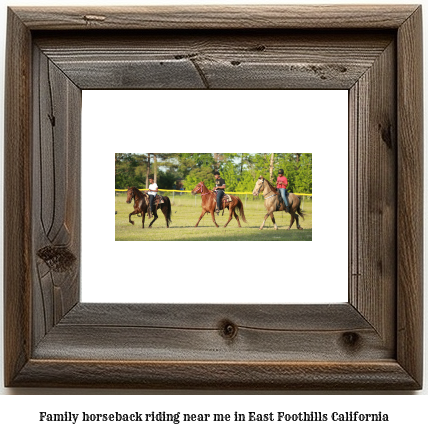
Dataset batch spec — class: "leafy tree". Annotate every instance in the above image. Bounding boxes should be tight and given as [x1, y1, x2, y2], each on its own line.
[183, 166, 216, 190]
[115, 153, 146, 188]
[218, 160, 239, 191]
[294, 153, 312, 193]
[115, 152, 311, 194]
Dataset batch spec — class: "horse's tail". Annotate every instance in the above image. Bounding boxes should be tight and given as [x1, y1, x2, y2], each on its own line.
[296, 195, 305, 220]
[236, 197, 248, 223]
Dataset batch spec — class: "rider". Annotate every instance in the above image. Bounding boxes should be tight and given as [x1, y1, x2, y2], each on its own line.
[276, 169, 289, 212]
[214, 171, 226, 215]
[147, 176, 158, 218]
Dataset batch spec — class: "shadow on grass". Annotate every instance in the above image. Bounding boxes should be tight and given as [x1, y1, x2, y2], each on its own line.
[170, 231, 312, 241]
[116, 228, 312, 241]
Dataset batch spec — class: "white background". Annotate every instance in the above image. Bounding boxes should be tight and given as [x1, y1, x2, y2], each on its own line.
[82, 89, 348, 303]
[0, 0, 426, 429]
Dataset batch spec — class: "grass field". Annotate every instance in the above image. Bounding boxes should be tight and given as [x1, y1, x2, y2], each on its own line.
[115, 191, 312, 241]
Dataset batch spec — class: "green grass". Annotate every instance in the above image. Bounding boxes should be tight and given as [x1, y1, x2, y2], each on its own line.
[115, 192, 312, 241]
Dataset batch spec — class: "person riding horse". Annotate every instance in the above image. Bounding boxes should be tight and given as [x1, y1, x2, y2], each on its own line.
[276, 169, 290, 212]
[213, 171, 226, 215]
[147, 176, 158, 218]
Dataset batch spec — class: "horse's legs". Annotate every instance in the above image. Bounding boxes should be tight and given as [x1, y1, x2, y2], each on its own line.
[295, 213, 303, 230]
[210, 210, 219, 228]
[142, 212, 145, 229]
[233, 208, 242, 228]
[195, 210, 207, 227]
[288, 212, 295, 230]
[270, 212, 278, 230]
[129, 210, 138, 225]
[259, 213, 270, 230]
[224, 207, 234, 228]
[162, 207, 169, 228]
[149, 211, 158, 228]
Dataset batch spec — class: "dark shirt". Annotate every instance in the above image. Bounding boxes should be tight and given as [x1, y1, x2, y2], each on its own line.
[215, 178, 226, 190]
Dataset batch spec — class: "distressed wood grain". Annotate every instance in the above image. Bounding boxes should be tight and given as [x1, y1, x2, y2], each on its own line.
[4, 5, 423, 390]
[4, 8, 32, 388]
[396, 6, 424, 387]
[349, 40, 397, 352]
[32, 46, 81, 349]
[12, 5, 420, 30]
[35, 31, 394, 90]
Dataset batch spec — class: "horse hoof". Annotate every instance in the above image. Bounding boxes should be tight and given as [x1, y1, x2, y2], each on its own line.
[130, 222, 134, 225]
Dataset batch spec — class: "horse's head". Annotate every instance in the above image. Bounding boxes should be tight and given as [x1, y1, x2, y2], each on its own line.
[252, 176, 265, 196]
[126, 187, 134, 204]
[191, 181, 205, 196]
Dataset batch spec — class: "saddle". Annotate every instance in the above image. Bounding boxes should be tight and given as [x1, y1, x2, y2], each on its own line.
[144, 195, 164, 207]
[145, 195, 165, 218]
[215, 191, 232, 204]
[215, 192, 232, 214]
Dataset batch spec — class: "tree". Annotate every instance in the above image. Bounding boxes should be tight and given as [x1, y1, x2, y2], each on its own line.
[294, 153, 312, 193]
[153, 154, 158, 183]
[114, 152, 311, 193]
[269, 153, 274, 181]
[183, 166, 216, 190]
[115, 153, 146, 188]
[145, 153, 151, 188]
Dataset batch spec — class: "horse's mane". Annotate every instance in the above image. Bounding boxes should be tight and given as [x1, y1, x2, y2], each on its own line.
[199, 181, 214, 194]
[264, 178, 277, 193]
[130, 186, 146, 198]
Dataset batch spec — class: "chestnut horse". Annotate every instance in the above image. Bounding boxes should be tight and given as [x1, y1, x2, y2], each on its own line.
[126, 187, 172, 229]
[252, 176, 305, 230]
[191, 181, 247, 228]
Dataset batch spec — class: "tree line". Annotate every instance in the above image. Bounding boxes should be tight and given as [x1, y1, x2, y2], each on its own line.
[115, 153, 312, 193]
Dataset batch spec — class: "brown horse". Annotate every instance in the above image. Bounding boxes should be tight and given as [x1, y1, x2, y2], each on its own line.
[126, 187, 172, 229]
[252, 176, 305, 230]
[191, 181, 247, 228]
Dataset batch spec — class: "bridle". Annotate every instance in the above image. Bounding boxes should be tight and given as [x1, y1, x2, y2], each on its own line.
[194, 182, 211, 196]
[127, 187, 146, 204]
[256, 177, 276, 200]
[255, 178, 265, 196]
[126, 188, 135, 203]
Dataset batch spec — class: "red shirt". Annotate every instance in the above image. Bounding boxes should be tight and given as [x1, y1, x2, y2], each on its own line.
[276, 175, 288, 189]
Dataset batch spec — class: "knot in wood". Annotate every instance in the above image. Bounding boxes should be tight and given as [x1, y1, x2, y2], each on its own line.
[37, 245, 76, 272]
[248, 44, 266, 52]
[219, 320, 238, 340]
[341, 332, 361, 350]
[83, 15, 106, 23]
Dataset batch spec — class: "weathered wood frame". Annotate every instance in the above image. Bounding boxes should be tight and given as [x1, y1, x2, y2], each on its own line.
[4, 5, 423, 389]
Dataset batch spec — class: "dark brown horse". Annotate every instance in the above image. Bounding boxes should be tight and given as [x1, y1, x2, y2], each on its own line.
[191, 181, 247, 228]
[126, 187, 172, 229]
[252, 176, 305, 230]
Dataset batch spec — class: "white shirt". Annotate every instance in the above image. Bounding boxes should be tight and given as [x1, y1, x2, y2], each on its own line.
[148, 183, 158, 196]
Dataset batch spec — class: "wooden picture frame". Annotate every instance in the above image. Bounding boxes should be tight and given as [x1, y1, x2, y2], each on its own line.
[4, 5, 423, 390]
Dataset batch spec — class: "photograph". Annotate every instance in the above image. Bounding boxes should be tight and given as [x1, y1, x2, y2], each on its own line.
[115, 153, 312, 240]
